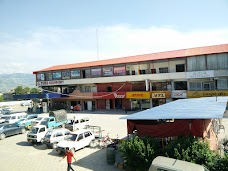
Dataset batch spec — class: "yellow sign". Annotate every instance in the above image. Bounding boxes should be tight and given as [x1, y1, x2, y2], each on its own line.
[152, 93, 166, 98]
[187, 90, 228, 98]
[126, 92, 150, 99]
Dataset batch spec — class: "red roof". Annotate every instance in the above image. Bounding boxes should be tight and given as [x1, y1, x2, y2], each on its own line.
[33, 43, 228, 74]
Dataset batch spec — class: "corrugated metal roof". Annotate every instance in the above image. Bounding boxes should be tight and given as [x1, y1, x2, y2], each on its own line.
[120, 96, 228, 120]
[33, 43, 228, 73]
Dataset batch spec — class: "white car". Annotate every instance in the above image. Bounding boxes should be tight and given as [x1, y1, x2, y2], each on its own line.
[2, 107, 13, 114]
[30, 116, 49, 127]
[55, 129, 95, 154]
[27, 125, 48, 143]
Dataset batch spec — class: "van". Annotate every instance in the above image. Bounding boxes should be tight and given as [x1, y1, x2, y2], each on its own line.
[0, 112, 27, 124]
[148, 156, 209, 171]
[65, 115, 90, 131]
[42, 128, 72, 149]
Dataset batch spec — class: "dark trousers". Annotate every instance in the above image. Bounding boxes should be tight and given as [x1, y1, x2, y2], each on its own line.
[67, 163, 74, 171]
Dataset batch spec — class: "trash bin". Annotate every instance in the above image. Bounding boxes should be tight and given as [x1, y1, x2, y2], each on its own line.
[106, 146, 115, 165]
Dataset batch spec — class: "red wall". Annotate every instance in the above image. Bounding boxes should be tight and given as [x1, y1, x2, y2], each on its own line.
[132, 82, 145, 91]
[97, 99, 106, 109]
[97, 82, 132, 92]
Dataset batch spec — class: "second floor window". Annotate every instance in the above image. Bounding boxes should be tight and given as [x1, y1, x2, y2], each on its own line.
[159, 67, 168, 73]
[139, 70, 146, 74]
[176, 64, 185, 72]
[151, 69, 156, 74]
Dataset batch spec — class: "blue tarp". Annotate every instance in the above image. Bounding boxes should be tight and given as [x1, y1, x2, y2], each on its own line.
[13, 93, 63, 99]
[121, 96, 228, 120]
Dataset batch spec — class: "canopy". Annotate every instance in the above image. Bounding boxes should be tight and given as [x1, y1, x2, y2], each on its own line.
[121, 96, 228, 120]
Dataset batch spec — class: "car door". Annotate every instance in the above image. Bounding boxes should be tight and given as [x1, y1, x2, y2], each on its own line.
[11, 124, 21, 134]
[76, 133, 85, 149]
[55, 131, 64, 143]
[4, 124, 15, 136]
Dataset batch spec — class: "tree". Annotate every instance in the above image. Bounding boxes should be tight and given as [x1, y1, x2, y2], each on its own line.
[30, 87, 40, 93]
[14, 86, 24, 94]
[0, 95, 4, 102]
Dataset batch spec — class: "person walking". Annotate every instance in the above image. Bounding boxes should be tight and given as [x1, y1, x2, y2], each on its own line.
[60, 147, 76, 171]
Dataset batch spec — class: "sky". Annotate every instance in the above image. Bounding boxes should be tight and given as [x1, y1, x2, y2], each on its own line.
[0, 0, 228, 74]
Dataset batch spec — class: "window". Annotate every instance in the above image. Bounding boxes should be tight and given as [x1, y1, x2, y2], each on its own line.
[71, 69, 81, 79]
[176, 64, 185, 72]
[56, 132, 63, 137]
[151, 69, 156, 74]
[45, 72, 53, 81]
[159, 67, 168, 73]
[102, 67, 113, 77]
[91, 68, 101, 77]
[113, 66, 126, 76]
[50, 118, 54, 122]
[189, 82, 202, 91]
[139, 70, 146, 74]
[152, 82, 167, 90]
[64, 131, 71, 135]
[77, 134, 83, 141]
[53, 71, 62, 80]
[40, 128, 45, 132]
[62, 70, 70, 79]
[107, 86, 112, 92]
[84, 132, 91, 138]
[126, 70, 130, 75]
[37, 73, 45, 81]
[132, 70, 136, 75]
[174, 81, 187, 90]
[203, 82, 215, 90]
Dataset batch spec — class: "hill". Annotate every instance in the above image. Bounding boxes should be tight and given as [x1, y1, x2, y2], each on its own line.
[0, 73, 36, 93]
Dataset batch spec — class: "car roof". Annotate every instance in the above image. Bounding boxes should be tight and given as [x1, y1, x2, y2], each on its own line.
[151, 156, 207, 171]
[72, 129, 91, 134]
[47, 128, 70, 132]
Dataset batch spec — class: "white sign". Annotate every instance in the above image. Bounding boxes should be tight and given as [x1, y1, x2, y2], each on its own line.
[38, 80, 65, 86]
[171, 90, 187, 98]
[186, 70, 214, 79]
[113, 93, 125, 98]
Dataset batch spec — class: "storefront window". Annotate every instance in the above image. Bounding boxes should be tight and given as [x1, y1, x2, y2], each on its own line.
[102, 67, 113, 77]
[189, 82, 202, 91]
[62, 70, 70, 80]
[113, 66, 126, 76]
[91, 68, 101, 77]
[152, 82, 167, 90]
[71, 69, 81, 79]
[174, 81, 187, 90]
[37, 73, 45, 81]
[53, 71, 62, 80]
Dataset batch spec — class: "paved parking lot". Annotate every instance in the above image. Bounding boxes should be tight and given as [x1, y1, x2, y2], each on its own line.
[0, 107, 129, 171]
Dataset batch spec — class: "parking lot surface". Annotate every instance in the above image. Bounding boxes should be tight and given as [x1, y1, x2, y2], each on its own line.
[0, 107, 129, 171]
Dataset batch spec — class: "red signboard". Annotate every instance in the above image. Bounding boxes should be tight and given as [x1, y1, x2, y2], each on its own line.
[93, 92, 126, 99]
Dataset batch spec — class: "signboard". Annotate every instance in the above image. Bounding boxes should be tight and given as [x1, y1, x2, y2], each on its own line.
[38, 80, 64, 86]
[187, 90, 228, 98]
[186, 70, 214, 79]
[71, 69, 80, 78]
[94, 92, 126, 99]
[103, 67, 113, 76]
[171, 90, 187, 98]
[126, 92, 150, 99]
[91, 68, 101, 77]
[152, 93, 166, 98]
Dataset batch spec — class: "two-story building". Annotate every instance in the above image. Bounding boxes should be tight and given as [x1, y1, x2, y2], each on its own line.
[33, 44, 228, 111]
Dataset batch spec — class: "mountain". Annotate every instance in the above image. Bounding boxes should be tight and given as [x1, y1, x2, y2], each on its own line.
[0, 73, 36, 93]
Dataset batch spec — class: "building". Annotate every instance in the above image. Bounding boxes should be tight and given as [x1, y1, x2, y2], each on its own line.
[33, 44, 228, 111]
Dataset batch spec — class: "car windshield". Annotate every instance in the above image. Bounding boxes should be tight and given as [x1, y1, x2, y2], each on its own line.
[31, 127, 39, 134]
[44, 131, 52, 138]
[43, 118, 49, 122]
[2, 116, 10, 120]
[67, 134, 78, 141]
[18, 118, 26, 122]
[36, 117, 43, 121]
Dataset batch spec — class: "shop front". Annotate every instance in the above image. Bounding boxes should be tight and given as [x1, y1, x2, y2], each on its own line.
[187, 90, 228, 98]
[94, 92, 128, 110]
[151, 91, 171, 107]
[126, 92, 151, 110]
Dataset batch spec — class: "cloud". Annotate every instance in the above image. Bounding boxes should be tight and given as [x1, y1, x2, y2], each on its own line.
[0, 25, 227, 74]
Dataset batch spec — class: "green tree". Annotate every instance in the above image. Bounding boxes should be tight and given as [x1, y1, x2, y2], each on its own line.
[0, 95, 4, 102]
[30, 87, 40, 93]
[14, 86, 24, 94]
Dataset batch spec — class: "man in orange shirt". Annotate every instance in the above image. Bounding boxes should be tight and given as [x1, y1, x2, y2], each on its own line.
[60, 147, 76, 171]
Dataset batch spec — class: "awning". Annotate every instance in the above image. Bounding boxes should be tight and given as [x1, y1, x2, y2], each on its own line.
[121, 96, 228, 120]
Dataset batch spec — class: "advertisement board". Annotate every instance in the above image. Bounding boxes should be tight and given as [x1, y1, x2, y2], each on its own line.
[126, 92, 150, 99]
[91, 68, 101, 77]
[102, 67, 113, 76]
[187, 90, 228, 98]
[71, 69, 80, 78]
[53, 71, 61, 80]
[186, 70, 214, 79]
[114, 66, 126, 76]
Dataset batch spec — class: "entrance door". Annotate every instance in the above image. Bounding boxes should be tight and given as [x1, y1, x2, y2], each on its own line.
[87, 101, 92, 110]
[115, 99, 122, 109]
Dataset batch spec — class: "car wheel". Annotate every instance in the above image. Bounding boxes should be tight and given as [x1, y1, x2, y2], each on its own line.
[89, 140, 96, 147]
[0, 133, 6, 140]
[52, 142, 58, 149]
[21, 128, 26, 134]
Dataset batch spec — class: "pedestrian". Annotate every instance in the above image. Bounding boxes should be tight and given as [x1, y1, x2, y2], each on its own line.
[59, 147, 76, 171]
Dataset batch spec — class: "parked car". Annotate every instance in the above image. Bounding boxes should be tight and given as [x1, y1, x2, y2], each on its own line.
[20, 101, 31, 106]
[0, 123, 26, 140]
[42, 128, 72, 149]
[1, 107, 13, 114]
[65, 115, 90, 131]
[148, 156, 209, 171]
[15, 114, 39, 129]
[0, 112, 27, 124]
[55, 129, 95, 154]
[30, 116, 49, 127]
[27, 125, 48, 143]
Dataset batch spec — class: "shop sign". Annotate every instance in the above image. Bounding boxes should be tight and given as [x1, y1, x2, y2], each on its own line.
[186, 70, 214, 79]
[152, 93, 166, 98]
[38, 80, 64, 86]
[188, 90, 228, 98]
[94, 92, 126, 99]
[171, 91, 187, 98]
[126, 92, 150, 99]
